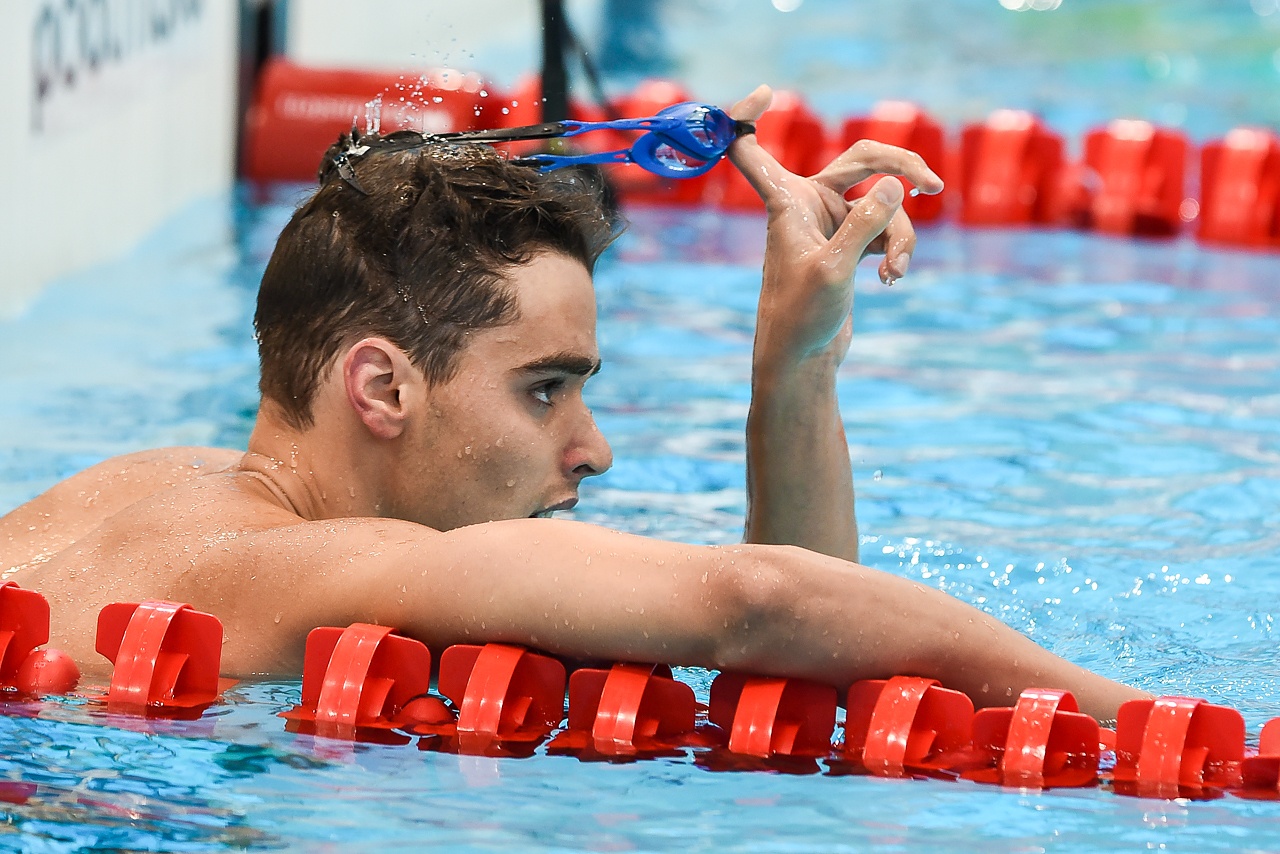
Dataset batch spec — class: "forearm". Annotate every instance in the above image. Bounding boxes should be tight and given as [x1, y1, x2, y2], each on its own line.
[719, 545, 1148, 722]
[745, 351, 858, 562]
[363, 520, 1144, 722]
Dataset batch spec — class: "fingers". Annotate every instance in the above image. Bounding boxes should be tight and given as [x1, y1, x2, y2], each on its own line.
[814, 139, 945, 199]
[728, 84, 772, 123]
[827, 176, 915, 284]
[876, 207, 916, 286]
[725, 86, 797, 207]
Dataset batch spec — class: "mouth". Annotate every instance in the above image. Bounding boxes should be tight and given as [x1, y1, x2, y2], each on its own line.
[529, 497, 578, 519]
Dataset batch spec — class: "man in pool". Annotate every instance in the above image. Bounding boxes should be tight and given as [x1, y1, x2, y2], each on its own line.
[0, 87, 1146, 720]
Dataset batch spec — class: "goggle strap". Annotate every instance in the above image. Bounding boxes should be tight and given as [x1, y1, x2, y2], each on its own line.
[434, 122, 570, 143]
[512, 149, 634, 170]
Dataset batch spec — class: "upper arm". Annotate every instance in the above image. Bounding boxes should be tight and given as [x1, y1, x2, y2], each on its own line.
[208, 516, 767, 675]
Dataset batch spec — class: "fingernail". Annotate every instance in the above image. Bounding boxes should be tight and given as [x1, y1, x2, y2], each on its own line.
[891, 253, 911, 279]
[909, 187, 921, 197]
[874, 177, 904, 206]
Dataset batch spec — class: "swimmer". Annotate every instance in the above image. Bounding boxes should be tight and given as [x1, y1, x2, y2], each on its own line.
[0, 86, 1148, 721]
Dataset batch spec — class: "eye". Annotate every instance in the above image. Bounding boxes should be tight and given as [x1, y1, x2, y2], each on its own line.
[530, 379, 564, 406]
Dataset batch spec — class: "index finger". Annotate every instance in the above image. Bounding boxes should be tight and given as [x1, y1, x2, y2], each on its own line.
[724, 85, 798, 206]
[814, 140, 945, 198]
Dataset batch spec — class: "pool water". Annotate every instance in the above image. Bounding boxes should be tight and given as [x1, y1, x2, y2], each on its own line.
[8, 0, 1280, 846]
[4, 184, 1280, 849]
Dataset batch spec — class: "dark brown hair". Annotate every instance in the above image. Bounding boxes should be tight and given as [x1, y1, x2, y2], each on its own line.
[254, 132, 619, 429]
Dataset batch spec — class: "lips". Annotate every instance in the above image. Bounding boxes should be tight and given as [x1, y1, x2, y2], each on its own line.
[529, 497, 578, 518]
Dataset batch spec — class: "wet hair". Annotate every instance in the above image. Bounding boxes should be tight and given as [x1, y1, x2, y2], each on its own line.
[254, 131, 621, 429]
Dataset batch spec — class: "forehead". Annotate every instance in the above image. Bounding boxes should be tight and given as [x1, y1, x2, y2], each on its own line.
[462, 251, 599, 370]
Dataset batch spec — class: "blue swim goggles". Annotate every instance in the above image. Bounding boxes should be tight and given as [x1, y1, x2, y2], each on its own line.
[453, 101, 755, 178]
[335, 101, 753, 187]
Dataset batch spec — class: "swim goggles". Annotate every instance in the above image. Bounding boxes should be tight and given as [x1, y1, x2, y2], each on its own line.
[332, 101, 754, 190]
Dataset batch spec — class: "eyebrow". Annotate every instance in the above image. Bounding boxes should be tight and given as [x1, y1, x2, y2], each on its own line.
[514, 352, 602, 378]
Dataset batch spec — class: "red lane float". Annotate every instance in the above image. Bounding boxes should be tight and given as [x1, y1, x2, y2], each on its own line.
[406, 643, 566, 756]
[0, 583, 79, 695]
[241, 58, 499, 183]
[1198, 127, 1280, 249]
[962, 689, 1101, 789]
[13, 604, 1280, 803]
[95, 601, 222, 713]
[708, 671, 837, 759]
[233, 64, 1280, 251]
[280, 622, 433, 742]
[1109, 695, 1245, 798]
[956, 109, 1066, 226]
[549, 661, 701, 757]
[1239, 718, 1280, 798]
[1066, 120, 1189, 236]
[843, 675, 973, 777]
[840, 101, 949, 222]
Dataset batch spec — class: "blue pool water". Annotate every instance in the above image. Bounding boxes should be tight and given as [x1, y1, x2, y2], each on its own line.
[8, 0, 1280, 849]
[5, 188, 1280, 850]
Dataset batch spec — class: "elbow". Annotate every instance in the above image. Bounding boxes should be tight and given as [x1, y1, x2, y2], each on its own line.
[701, 544, 806, 673]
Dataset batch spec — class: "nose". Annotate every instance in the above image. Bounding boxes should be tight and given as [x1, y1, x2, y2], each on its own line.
[565, 407, 613, 480]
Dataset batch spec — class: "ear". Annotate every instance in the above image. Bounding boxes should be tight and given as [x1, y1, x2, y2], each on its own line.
[342, 338, 420, 440]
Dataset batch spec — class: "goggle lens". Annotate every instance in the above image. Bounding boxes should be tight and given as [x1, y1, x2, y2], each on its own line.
[653, 142, 710, 173]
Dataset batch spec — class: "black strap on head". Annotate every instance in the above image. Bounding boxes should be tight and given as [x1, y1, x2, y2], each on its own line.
[433, 122, 570, 144]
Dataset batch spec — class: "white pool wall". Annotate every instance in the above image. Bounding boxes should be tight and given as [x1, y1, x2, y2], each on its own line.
[2, 1, 238, 318]
[0, 0, 610, 317]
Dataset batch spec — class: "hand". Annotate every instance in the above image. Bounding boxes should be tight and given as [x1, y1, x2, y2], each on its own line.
[727, 85, 944, 368]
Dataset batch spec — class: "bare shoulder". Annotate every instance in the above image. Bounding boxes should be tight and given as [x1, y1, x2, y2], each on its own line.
[1, 446, 243, 572]
[17, 473, 443, 677]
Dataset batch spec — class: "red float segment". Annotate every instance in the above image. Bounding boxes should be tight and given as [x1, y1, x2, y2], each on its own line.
[549, 662, 700, 757]
[0, 583, 52, 685]
[708, 672, 837, 758]
[279, 623, 432, 737]
[956, 110, 1066, 226]
[1111, 696, 1244, 797]
[566, 662, 697, 749]
[844, 676, 974, 776]
[1261, 717, 1280, 756]
[709, 90, 829, 211]
[1198, 127, 1280, 248]
[1070, 120, 1189, 236]
[241, 58, 501, 183]
[435, 643, 566, 744]
[96, 601, 222, 711]
[961, 689, 1100, 789]
[0, 583, 80, 696]
[1237, 717, 1280, 798]
[14, 649, 79, 696]
[840, 101, 949, 222]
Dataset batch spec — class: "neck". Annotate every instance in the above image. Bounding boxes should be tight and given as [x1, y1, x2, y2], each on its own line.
[242, 400, 388, 521]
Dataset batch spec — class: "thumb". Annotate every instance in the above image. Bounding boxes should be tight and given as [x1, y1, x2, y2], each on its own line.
[828, 176, 904, 269]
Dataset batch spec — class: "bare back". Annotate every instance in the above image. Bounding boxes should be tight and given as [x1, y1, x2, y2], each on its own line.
[0, 447, 294, 675]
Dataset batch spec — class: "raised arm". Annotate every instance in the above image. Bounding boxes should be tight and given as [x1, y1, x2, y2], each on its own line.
[726, 87, 944, 562]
